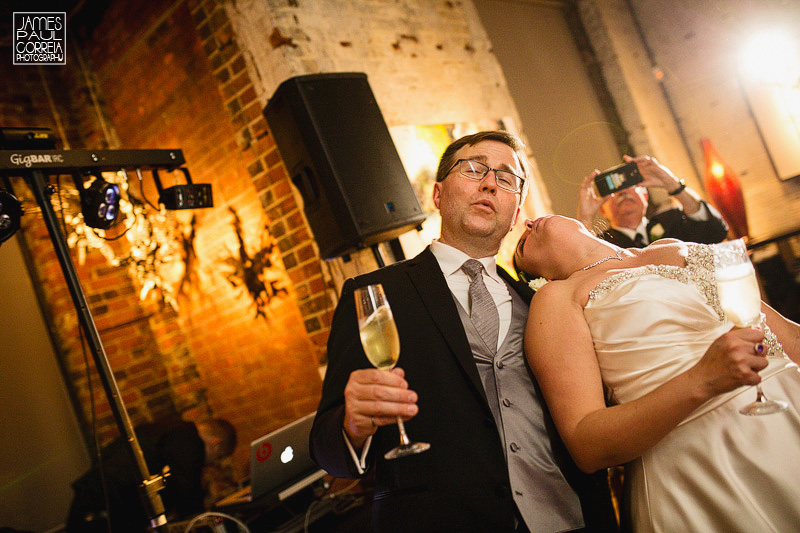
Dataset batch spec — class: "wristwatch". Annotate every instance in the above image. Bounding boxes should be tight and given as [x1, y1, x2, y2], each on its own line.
[669, 179, 686, 196]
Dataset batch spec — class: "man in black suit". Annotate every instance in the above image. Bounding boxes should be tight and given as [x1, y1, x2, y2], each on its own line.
[311, 131, 616, 532]
[578, 155, 728, 247]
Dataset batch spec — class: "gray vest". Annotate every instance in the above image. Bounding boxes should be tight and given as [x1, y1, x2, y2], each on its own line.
[455, 284, 584, 532]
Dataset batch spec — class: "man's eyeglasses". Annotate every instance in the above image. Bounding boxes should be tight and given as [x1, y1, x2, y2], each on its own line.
[447, 159, 525, 194]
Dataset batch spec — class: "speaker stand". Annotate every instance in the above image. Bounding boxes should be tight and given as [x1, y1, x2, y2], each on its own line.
[388, 238, 406, 262]
[370, 238, 407, 269]
[371, 243, 386, 268]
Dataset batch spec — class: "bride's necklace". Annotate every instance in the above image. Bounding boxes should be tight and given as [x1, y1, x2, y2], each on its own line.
[581, 249, 625, 271]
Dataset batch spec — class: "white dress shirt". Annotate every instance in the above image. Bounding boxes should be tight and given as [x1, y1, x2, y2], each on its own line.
[429, 239, 512, 351]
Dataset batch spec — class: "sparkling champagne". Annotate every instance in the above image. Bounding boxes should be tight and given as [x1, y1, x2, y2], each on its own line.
[717, 262, 761, 327]
[359, 306, 400, 369]
[354, 283, 431, 457]
[712, 239, 787, 415]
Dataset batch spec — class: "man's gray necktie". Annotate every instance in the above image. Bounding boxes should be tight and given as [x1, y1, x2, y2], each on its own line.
[461, 259, 499, 352]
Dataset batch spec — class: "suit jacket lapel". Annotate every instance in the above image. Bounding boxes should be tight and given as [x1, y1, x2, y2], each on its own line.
[498, 265, 533, 305]
[604, 228, 636, 248]
[406, 248, 489, 407]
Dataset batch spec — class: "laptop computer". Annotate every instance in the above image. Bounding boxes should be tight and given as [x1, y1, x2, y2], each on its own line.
[216, 411, 326, 508]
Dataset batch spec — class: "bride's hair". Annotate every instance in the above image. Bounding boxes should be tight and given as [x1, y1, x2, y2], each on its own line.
[513, 252, 542, 284]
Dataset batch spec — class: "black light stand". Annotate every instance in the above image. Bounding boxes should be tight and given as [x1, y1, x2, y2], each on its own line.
[0, 146, 190, 532]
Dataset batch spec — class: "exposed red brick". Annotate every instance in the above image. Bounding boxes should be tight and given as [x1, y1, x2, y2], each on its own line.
[1, 0, 328, 481]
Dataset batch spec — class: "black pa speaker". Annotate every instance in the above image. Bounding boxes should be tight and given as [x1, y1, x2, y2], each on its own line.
[263, 73, 425, 259]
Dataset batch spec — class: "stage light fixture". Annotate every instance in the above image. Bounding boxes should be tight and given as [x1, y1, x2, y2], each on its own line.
[0, 126, 57, 150]
[151, 168, 213, 210]
[74, 172, 121, 230]
[0, 190, 22, 244]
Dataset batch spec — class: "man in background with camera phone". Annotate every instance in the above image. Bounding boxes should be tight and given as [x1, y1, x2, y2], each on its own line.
[578, 155, 728, 248]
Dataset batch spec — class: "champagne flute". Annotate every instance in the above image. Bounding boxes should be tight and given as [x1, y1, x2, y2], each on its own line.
[355, 283, 430, 459]
[712, 239, 788, 415]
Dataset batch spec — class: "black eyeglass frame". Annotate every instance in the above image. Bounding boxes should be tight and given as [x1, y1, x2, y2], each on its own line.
[446, 159, 525, 194]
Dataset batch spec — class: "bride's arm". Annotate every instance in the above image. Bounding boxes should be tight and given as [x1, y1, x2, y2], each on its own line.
[762, 302, 800, 364]
[525, 282, 769, 473]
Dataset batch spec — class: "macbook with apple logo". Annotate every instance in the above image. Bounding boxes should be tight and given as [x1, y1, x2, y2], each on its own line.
[216, 411, 326, 507]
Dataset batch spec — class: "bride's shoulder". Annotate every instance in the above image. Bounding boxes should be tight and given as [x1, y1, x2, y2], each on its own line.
[648, 237, 682, 247]
[531, 278, 585, 313]
[531, 279, 576, 303]
[646, 238, 686, 252]
[642, 239, 692, 265]
[651, 240, 716, 263]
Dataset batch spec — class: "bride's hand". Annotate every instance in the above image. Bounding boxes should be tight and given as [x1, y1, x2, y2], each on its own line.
[691, 327, 768, 397]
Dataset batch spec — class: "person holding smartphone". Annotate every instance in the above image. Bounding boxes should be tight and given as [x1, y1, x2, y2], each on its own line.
[578, 155, 728, 248]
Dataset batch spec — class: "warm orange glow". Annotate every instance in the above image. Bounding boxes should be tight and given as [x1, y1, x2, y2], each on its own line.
[701, 138, 749, 239]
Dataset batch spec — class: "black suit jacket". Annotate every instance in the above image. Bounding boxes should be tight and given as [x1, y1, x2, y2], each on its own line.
[601, 201, 729, 248]
[310, 248, 616, 532]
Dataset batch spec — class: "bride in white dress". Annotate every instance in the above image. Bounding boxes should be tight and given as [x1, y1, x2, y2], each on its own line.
[513, 215, 800, 532]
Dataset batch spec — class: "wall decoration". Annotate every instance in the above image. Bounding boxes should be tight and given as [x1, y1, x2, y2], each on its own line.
[220, 207, 288, 320]
[60, 170, 191, 310]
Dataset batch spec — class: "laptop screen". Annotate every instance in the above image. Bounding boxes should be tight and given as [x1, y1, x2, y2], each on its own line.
[249, 411, 324, 501]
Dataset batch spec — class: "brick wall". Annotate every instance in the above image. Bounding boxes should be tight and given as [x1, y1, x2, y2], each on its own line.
[75, 0, 328, 476]
[1, 0, 533, 487]
[2, 0, 324, 482]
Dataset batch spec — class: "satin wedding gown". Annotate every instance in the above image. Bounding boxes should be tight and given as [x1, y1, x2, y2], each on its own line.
[583, 244, 800, 532]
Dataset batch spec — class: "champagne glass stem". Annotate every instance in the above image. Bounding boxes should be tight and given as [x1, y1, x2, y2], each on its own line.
[756, 383, 767, 402]
[395, 416, 411, 447]
[755, 386, 768, 403]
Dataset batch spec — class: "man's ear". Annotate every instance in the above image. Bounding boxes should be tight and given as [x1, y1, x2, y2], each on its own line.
[432, 181, 442, 209]
[509, 206, 521, 232]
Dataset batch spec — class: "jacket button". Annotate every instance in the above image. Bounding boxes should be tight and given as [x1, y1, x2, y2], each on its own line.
[502, 398, 512, 407]
[509, 442, 520, 453]
[496, 360, 504, 369]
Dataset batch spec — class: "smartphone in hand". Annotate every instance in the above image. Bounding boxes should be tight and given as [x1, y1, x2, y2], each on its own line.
[593, 161, 643, 197]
